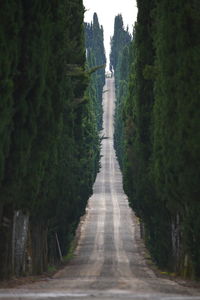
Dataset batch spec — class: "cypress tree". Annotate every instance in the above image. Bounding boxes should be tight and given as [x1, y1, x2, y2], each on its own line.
[152, 0, 200, 276]
[121, 0, 200, 277]
[0, 0, 102, 278]
[84, 13, 106, 130]
[109, 14, 132, 168]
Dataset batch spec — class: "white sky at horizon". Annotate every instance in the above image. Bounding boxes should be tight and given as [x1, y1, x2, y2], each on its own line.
[83, 0, 138, 71]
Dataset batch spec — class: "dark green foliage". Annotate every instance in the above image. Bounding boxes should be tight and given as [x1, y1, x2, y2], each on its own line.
[123, 0, 160, 258]
[114, 45, 131, 168]
[117, 0, 200, 277]
[109, 14, 132, 168]
[0, 0, 101, 278]
[84, 13, 106, 130]
[0, 1, 21, 185]
[110, 15, 132, 74]
[152, 0, 200, 277]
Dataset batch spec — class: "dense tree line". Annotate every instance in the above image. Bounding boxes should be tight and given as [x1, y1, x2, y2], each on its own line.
[0, 1, 104, 279]
[112, 1, 200, 278]
[110, 15, 132, 167]
[84, 13, 106, 130]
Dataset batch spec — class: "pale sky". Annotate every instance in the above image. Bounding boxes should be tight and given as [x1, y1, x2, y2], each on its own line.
[83, 0, 138, 70]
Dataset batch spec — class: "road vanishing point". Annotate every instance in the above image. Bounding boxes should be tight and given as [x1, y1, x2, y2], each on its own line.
[0, 78, 200, 300]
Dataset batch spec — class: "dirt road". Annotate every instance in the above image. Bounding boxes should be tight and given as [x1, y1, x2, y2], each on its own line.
[0, 78, 199, 299]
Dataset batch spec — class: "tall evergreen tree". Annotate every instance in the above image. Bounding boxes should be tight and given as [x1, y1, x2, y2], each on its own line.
[110, 14, 131, 75]
[0, 0, 102, 279]
[152, 0, 200, 277]
[84, 13, 106, 130]
[109, 14, 132, 168]
[120, 0, 200, 278]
